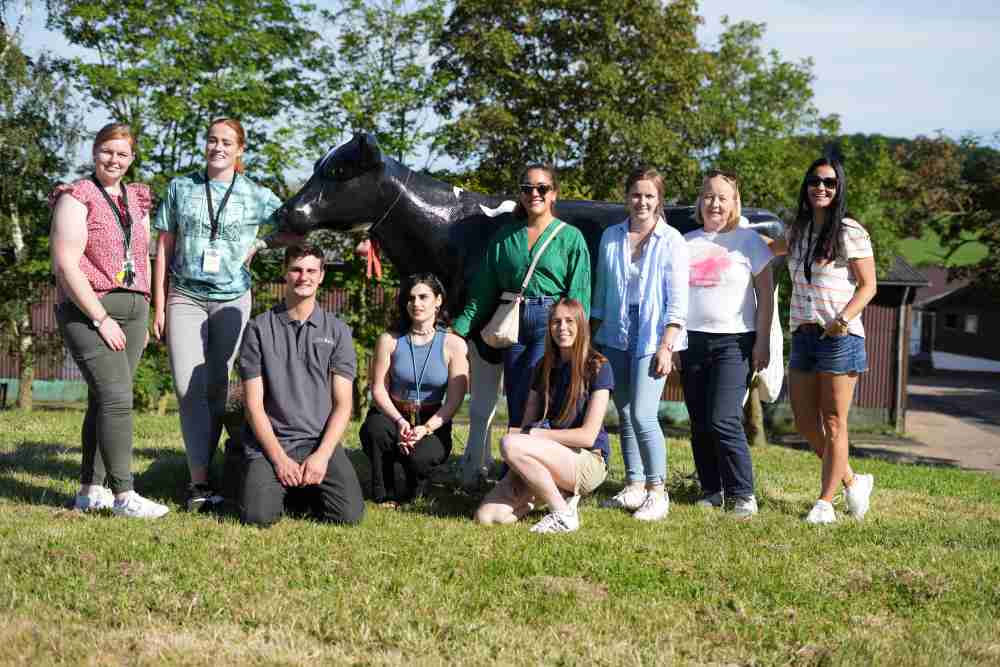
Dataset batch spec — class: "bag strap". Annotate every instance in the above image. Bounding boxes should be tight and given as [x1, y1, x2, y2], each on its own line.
[518, 222, 567, 292]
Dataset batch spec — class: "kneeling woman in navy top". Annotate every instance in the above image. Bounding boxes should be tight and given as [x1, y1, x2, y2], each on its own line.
[475, 298, 612, 534]
[361, 274, 469, 503]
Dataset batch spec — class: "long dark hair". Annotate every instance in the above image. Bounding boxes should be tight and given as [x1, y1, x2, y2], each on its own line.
[532, 298, 606, 426]
[789, 157, 848, 282]
[394, 273, 449, 334]
[512, 163, 560, 219]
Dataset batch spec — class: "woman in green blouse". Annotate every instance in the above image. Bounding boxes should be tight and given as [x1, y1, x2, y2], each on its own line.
[452, 164, 591, 429]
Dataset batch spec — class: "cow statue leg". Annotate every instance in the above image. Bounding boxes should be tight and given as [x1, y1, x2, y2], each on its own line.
[461, 343, 502, 489]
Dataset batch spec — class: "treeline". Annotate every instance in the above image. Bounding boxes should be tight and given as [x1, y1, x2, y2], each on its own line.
[2, 0, 999, 408]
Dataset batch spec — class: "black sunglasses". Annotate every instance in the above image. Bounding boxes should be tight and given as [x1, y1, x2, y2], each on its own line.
[519, 183, 553, 196]
[806, 175, 838, 189]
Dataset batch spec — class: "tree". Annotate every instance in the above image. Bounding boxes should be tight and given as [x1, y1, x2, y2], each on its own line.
[434, 3, 828, 201]
[892, 133, 1000, 284]
[46, 0, 321, 189]
[0, 3, 82, 409]
[307, 0, 449, 167]
[697, 18, 836, 209]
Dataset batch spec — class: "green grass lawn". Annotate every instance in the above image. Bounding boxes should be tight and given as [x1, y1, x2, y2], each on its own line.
[1, 409, 998, 665]
[898, 228, 988, 268]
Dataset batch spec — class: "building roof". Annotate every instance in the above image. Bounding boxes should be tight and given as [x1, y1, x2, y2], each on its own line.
[881, 256, 931, 287]
[913, 265, 970, 307]
[919, 283, 998, 310]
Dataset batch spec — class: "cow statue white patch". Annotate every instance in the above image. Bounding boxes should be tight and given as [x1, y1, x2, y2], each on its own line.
[453, 186, 463, 198]
[479, 200, 517, 218]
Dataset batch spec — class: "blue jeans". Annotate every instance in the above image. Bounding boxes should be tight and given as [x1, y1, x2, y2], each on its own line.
[680, 332, 755, 498]
[503, 296, 555, 427]
[601, 304, 667, 485]
[789, 327, 868, 374]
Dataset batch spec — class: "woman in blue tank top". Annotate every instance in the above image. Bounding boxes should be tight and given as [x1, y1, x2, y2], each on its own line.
[360, 274, 469, 503]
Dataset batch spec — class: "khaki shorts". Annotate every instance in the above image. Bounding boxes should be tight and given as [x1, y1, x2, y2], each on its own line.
[479, 448, 607, 517]
[574, 449, 608, 496]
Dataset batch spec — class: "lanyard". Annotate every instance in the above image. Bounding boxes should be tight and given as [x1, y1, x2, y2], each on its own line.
[407, 330, 437, 425]
[205, 171, 238, 243]
[90, 174, 133, 253]
[90, 175, 136, 286]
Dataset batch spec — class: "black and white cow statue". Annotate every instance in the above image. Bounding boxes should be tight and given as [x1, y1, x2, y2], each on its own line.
[278, 132, 783, 487]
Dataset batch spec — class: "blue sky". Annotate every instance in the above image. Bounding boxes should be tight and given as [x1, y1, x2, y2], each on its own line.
[698, 0, 1000, 140]
[18, 0, 1000, 169]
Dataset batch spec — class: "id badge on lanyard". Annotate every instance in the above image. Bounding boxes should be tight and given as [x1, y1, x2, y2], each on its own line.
[203, 246, 222, 274]
[116, 251, 136, 285]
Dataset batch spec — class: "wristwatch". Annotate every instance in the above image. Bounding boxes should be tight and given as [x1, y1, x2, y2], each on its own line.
[92, 313, 109, 329]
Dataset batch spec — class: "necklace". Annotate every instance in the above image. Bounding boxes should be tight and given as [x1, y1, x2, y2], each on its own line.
[410, 326, 435, 336]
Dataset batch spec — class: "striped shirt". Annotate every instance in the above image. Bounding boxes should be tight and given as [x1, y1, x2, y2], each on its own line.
[787, 217, 873, 337]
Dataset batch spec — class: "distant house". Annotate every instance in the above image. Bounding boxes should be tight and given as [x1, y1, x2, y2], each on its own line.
[913, 266, 1000, 372]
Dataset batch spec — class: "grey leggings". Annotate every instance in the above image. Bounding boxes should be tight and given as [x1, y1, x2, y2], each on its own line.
[56, 291, 148, 493]
[166, 290, 251, 470]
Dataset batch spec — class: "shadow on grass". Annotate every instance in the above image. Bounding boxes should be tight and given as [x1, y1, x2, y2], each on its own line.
[0, 441, 80, 508]
[348, 448, 482, 519]
[772, 435, 961, 469]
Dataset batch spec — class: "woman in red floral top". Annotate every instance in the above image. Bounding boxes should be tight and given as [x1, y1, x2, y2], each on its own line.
[50, 122, 168, 519]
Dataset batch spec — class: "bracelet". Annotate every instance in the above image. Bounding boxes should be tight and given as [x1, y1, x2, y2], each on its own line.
[835, 315, 850, 328]
[253, 239, 268, 252]
[396, 416, 408, 427]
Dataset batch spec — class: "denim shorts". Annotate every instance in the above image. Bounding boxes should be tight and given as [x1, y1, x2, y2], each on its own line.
[789, 327, 868, 374]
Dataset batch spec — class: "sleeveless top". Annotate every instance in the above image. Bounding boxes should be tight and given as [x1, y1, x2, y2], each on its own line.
[390, 329, 449, 404]
[49, 179, 154, 301]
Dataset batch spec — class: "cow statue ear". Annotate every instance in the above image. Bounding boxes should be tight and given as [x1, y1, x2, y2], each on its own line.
[359, 132, 384, 168]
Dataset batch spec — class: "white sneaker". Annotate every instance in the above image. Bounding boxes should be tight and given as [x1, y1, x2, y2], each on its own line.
[633, 492, 669, 521]
[600, 485, 647, 511]
[530, 508, 580, 534]
[695, 491, 724, 509]
[805, 499, 836, 524]
[844, 473, 874, 519]
[731, 495, 758, 519]
[564, 494, 581, 513]
[112, 491, 170, 519]
[74, 487, 114, 512]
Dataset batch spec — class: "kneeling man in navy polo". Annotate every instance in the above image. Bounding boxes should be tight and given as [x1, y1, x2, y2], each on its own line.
[237, 243, 365, 527]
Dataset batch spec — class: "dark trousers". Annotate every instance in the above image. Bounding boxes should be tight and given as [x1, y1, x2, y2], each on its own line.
[55, 291, 148, 493]
[359, 409, 452, 501]
[239, 443, 365, 527]
[680, 332, 755, 498]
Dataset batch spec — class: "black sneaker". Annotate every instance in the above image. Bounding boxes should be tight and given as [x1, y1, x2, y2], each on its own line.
[186, 483, 223, 512]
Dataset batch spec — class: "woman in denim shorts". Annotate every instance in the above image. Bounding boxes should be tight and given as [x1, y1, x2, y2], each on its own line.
[771, 158, 878, 524]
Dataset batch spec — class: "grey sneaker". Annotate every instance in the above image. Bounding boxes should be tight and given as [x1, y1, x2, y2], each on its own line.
[530, 508, 580, 534]
[695, 491, 724, 509]
[844, 473, 874, 519]
[805, 499, 836, 524]
[731, 495, 758, 519]
[112, 491, 169, 519]
[74, 487, 114, 512]
[600, 485, 647, 511]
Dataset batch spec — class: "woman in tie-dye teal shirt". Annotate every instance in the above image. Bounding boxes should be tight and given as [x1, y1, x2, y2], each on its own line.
[152, 117, 286, 511]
